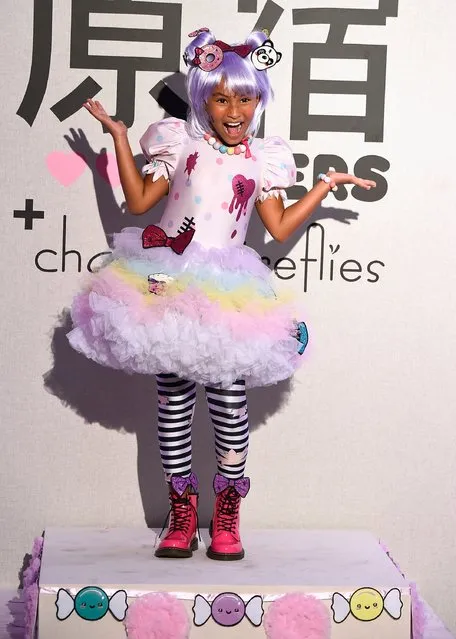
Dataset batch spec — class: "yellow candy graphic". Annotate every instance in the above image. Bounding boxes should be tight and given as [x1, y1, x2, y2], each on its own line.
[349, 588, 384, 621]
[332, 587, 403, 623]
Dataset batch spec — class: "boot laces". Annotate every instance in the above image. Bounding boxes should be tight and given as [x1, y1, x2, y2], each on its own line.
[216, 487, 240, 534]
[159, 492, 200, 539]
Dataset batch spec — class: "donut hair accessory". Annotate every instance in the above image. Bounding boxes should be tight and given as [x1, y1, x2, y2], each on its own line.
[190, 40, 252, 72]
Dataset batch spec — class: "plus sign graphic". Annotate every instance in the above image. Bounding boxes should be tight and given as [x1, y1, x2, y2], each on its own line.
[13, 199, 45, 230]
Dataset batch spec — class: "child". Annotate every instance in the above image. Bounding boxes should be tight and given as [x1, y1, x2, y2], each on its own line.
[68, 28, 375, 561]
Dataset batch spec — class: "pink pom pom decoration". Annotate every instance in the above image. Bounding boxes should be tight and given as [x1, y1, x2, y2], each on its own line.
[124, 592, 190, 639]
[264, 593, 331, 639]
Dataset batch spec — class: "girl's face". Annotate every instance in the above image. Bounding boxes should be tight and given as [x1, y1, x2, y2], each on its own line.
[205, 81, 259, 146]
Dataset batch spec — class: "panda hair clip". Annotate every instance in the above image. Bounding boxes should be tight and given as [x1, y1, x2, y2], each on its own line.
[250, 39, 282, 71]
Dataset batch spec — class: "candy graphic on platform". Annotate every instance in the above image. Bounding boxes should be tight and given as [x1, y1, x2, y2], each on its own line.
[55, 587, 128, 622]
[193, 592, 264, 627]
[332, 588, 403, 623]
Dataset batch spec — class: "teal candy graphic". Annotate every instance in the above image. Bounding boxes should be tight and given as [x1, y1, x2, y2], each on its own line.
[75, 587, 109, 621]
[55, 587, 128, 622]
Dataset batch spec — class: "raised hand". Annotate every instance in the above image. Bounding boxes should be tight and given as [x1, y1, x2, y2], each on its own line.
[83, 99, 128, 140]
[326, 171, 377, 191]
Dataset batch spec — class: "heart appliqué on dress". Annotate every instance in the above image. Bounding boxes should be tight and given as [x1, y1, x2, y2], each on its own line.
[229, 174, 256, 221]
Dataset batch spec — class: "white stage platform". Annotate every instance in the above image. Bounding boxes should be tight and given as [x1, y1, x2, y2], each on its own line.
[41, 527, 411, 638]
[4, 527, 453, 638]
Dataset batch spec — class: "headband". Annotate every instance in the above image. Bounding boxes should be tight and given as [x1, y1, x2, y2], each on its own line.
[183, 28, 282, 73]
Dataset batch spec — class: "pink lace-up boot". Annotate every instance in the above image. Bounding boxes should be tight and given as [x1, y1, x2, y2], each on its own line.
[206, 473, 250, 561]
[155, 473, 199, 558]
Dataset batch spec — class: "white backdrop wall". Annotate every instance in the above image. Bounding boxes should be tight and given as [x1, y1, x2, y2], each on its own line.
[1, 0, 456, 632]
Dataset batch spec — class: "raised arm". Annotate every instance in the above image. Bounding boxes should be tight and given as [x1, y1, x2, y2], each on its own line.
[256, 172, 376, 243]
[83, 99, 168, 215]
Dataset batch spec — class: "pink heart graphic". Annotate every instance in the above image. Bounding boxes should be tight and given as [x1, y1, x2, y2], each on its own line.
[96, 151, 121, 188]
[46, 151, 86, 186]
[239, 176, 256, 200]
[229, 174, 256, 221]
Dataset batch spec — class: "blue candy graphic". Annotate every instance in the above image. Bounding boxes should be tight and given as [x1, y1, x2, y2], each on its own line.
[55, 587, 128, 622]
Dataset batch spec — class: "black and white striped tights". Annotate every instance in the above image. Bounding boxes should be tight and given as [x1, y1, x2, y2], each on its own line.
[156, 373, 249, 480]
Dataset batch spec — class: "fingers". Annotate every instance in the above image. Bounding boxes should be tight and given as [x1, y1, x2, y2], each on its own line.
[328, 173, 377, 190]
[351, 177, 377, 190]
[83, 98, 106, 114]
[360, 179, 377, 190]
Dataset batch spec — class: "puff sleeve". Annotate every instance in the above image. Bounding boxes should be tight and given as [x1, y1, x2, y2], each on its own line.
[256, 136, 297, 203]
[139, 117, 188, 183]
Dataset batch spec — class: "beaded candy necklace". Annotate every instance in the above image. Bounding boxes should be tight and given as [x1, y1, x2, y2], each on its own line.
[203, 132, 253, 158]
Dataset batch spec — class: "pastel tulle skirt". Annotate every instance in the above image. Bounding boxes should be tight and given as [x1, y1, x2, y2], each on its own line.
[67, 227, 308, 388]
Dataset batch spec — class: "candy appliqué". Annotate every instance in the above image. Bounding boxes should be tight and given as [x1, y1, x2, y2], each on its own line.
[229, 175, 256, 222]
[332, 588, 403, 623]
[294, 321, 309, 355]
[148, 273, 174, 295]
[193, 592, 263, 627]
[55, 587, 128, 622]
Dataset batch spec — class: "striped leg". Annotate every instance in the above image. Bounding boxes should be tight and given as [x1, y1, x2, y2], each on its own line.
[204, 380, 249, 479]
[156, 373, 196, 478]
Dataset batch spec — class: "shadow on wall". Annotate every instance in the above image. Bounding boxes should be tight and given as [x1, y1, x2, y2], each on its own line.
[43, 72, 360, 528]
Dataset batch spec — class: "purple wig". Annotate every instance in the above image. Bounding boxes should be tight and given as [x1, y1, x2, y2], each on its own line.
[184, 30, 274, 139]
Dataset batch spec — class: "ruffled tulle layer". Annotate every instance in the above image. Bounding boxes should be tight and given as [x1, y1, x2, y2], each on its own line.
[67, 228, 307, 388]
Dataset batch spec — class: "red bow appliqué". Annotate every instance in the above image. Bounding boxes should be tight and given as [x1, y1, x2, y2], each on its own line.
[142, 225, 195, 255]
[214, 41, 252, 58]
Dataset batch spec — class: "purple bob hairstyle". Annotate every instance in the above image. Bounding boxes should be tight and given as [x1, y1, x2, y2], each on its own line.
[184, 30, 274, 140]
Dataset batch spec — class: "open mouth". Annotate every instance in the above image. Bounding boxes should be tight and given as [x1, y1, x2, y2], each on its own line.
[223, 122, 243, 138]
